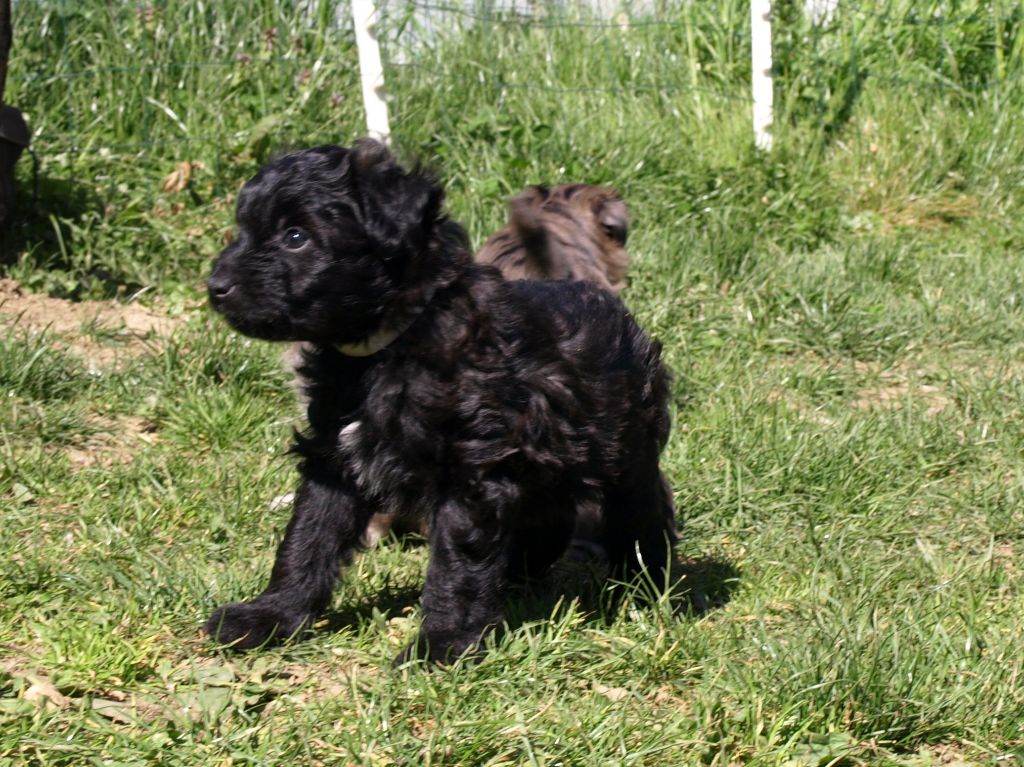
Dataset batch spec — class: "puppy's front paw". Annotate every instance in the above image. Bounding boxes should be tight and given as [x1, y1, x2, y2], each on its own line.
[204, 600, 311, 650]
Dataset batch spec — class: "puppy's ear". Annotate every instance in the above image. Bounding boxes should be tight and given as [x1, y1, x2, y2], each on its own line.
[351, 137, 393, 174]
[515, 185, 550, 207]
[594, 192, 630, 246]
[350, 138, 445, 253]
[507, 190, 547, 242]
[508, 189, 554, 273]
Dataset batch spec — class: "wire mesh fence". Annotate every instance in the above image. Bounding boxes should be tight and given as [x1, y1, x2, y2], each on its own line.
[4, 0, 1020, 167]
[0, 0, 1021, 297]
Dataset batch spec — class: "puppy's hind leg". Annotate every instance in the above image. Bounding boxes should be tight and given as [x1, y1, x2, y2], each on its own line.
[602, 469, 678, 595]
[396, 488, 511, 664]
[205, 463, 371, 649]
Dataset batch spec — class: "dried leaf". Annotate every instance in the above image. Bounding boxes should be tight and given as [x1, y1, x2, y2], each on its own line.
[161, 161, 192, 194]
[196, 687, 231, 717]
[24, 678, 71, 709]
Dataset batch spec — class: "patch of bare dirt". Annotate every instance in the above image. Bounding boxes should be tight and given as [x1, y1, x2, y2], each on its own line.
[993, 542, 1019, 578]
[914, 744, 986, 766]
[64, 414, 160, 468]
[852, 380, 954, 416]
[768, 353, 958, 418]
[848, 359, 955, 416]
[0, 278, 183, 369]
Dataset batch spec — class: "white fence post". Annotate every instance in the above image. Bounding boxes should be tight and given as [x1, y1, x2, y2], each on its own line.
[351, 0, 391, 143]
[750, 0, 773, 150]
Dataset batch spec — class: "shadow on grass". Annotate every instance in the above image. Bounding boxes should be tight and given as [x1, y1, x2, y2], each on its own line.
[824, 67, 868, 139]
[320, 583, 424, 636]
[672, 555, 742, 613]
[312, 546, 741, 648]
[502, 553, 742, 633]
[1, 172, 89, 261]
[0, 171, 139, 299]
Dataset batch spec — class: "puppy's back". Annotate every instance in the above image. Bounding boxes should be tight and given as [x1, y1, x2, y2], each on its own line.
[504, 278, 665, 398]
[496, 278, 671, 479]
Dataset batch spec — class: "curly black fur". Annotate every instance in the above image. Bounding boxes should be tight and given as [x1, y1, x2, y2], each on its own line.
[204, 139, 677, 662]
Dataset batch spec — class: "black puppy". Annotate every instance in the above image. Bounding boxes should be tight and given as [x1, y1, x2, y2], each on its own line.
[205, 139, 677, 662]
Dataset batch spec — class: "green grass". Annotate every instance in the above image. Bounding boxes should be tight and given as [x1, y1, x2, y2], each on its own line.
[2, 0, 1024, 764]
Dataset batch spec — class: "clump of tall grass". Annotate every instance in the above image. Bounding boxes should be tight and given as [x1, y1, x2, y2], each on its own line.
[4, 0, 1022, 297]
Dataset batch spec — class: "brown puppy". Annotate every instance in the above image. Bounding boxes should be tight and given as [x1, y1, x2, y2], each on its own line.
[476, 183, 630, 294]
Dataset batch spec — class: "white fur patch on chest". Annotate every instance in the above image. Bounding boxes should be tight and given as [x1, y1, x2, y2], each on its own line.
[337, 419, 370, 493]
[339, 419, 362, 449]
[334, 414, 438, 519]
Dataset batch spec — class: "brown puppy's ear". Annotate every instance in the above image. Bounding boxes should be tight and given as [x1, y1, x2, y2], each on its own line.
[515, 185, 549, 207]
[507, 187, 547, 236]
[507, 188, 554, 274]
[594, 192, 630, 246]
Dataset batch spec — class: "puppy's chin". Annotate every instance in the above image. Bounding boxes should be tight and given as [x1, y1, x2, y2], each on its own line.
[225, 317, 296, 342]
[213, 300, 385, 347]
[232, 319, 296, 342]
[211, 302, 296, 342]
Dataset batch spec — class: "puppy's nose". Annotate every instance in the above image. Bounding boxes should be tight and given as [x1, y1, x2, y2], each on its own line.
[207, 277, 235, 304]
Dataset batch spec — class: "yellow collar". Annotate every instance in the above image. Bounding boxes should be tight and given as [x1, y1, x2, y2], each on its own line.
[334, 287, 435, 357]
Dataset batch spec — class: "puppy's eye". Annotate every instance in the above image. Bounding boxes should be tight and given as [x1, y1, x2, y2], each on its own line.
[601, 223, 628, 245]
[283, 227, 309, 249]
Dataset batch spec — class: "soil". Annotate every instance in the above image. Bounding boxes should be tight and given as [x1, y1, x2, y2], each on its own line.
[0, 277, 183, 369]
[1, 278, 187, 467]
